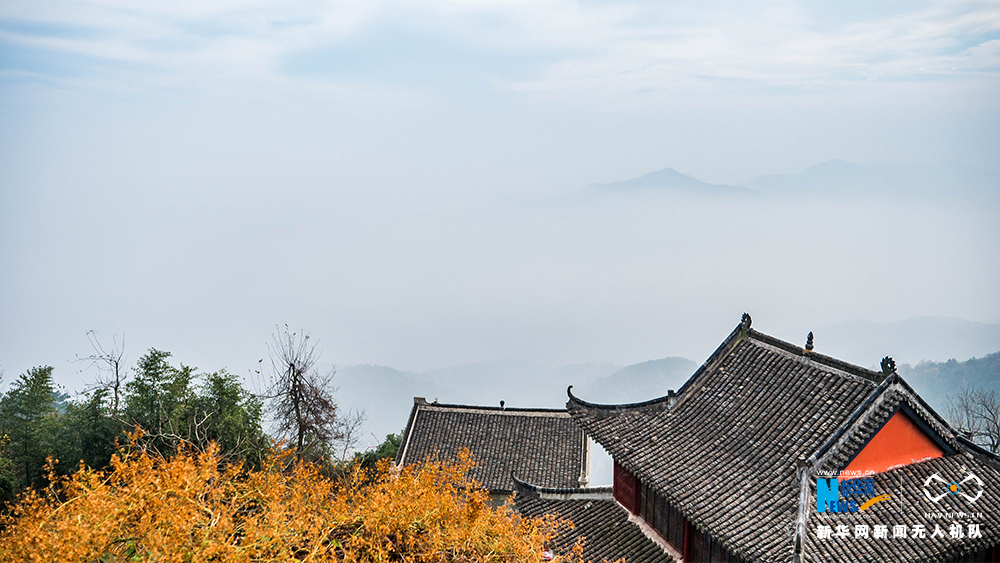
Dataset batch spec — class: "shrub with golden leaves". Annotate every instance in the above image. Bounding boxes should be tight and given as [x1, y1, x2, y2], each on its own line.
[0, 436, 585, 562]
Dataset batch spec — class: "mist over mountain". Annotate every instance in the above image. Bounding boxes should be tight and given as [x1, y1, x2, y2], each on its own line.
[746, 160, 999, 200]
[776, 316, 1000, 370]
[579, 357, 698, 404]
[337, 356, 698, 452]
[335, 359, 622, 450]
[332, 364, 447, 447]
[589, 167, 761, 198]
[901, 351, 1000, 415]
[338, 314, 1000, 452]
[585, 159, 999, 203]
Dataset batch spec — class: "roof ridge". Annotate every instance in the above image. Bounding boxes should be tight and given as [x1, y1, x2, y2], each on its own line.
[416, 402, 571, 416]
[747, 330, 884, 383]
[512, 473, 613, 497]
[957, 436, 1000, 466]
[565, 317, 884, 414]
[566, 321, 747, 413]
[412, 397, 570, 413]
[669, 322, 746, 410]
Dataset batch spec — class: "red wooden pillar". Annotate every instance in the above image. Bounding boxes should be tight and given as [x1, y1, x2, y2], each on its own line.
[683, 519, 693, 562]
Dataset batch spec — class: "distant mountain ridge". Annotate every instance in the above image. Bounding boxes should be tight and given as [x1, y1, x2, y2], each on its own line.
[901, 351, 1000, 414]
[745, 159, 998, 199]
[335, 316, 999, 453]
[589, 160, 998, 201]
[580, 357, 698, 404]
[589, 167, 760, 197]
[788, 316, 1000, 369]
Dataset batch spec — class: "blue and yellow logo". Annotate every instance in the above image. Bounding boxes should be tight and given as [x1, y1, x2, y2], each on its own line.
[817, 478, 891, 513]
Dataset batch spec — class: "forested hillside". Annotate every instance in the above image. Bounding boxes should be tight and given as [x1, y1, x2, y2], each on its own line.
[902, 351, 1000, 413]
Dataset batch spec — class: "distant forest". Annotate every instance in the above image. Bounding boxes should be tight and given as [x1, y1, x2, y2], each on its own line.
[902, 351, 1000, 412]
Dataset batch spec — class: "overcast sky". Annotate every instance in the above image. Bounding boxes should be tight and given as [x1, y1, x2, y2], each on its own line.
[1, 1, 998, 393]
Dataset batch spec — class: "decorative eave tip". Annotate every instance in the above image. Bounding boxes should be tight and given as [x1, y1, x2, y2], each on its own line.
[880, 356, 896, 375]
[739, 312, 753, 339]
[805, 331, 814, 352]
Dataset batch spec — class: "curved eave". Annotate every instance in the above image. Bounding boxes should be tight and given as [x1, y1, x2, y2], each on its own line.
[565, 384, 673, 413]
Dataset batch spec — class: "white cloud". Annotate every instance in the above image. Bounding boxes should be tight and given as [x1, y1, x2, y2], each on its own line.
[2, 0, 997, 97]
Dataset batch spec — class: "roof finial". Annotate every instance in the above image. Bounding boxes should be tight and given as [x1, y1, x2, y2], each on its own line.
[500, 400, 505, 410]
[880, 356, 896, 376]
[805, 332, 814, 351]
[741, 312, 752, 330]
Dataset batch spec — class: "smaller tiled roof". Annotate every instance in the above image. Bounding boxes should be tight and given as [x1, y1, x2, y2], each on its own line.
[513, 478, 676, 563]
[395, 398, 587, 492]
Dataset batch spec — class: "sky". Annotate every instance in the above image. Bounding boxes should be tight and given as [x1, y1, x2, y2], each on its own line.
[1, 1, 999, 400]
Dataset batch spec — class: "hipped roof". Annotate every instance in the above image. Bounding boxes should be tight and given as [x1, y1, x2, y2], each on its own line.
[567, 318, 1000, 562]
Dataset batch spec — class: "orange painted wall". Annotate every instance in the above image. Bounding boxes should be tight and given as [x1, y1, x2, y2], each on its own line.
[840, 410, 944, 477]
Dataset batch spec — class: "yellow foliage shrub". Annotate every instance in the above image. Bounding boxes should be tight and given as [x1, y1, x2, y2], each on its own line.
[0, 437, 584, 562]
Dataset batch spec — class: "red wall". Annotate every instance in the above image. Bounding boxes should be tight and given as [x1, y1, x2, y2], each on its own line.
[841, 410, 944, 477]
[613, 459, 638, 514]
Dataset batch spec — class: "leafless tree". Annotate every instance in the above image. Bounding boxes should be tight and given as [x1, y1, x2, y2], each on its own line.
[334, 408, 367, 464]
[265, 326, 365, 461]
[947, 386, 1000, 453]
[74, 330, 129, 415]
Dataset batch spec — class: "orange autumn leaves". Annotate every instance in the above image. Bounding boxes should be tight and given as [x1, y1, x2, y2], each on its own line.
[0, 437, 585, 562]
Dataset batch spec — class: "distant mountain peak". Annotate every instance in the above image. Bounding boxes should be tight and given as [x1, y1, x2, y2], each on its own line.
[589, 167, 760, 197]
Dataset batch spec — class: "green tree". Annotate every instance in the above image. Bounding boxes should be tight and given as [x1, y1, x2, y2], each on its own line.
[61, 388, 123, 472]
[0, 366, 58, 491]
[194, 369, 268, 468]
[355, 433, 402, 470]
[123, 349, 196, 455]
[0, 434, 16, 504]
[122, 348, 269, 465]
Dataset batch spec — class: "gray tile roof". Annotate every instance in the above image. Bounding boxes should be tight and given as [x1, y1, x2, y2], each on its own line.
[513, 478, 676, 563]
[395, 398, 588, 492]
[568, 324, 883, 562]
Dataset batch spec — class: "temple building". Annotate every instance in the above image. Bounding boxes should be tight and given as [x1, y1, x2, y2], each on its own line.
[395, 314, 1000, 562]
[566, 314, 1000, 562]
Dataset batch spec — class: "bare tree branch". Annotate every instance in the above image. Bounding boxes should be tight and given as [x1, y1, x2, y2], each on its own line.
[264, 326, 366, 462]
[948, 386, 1000, 453]
[73, 330, 128, 416]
